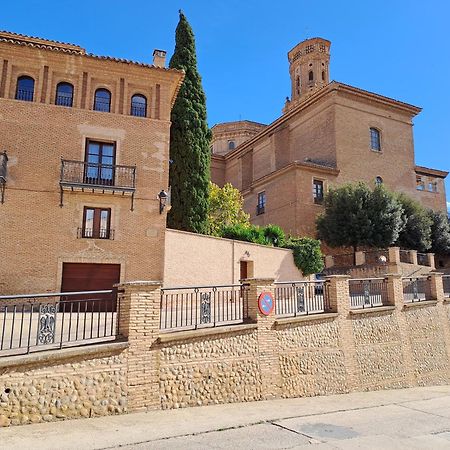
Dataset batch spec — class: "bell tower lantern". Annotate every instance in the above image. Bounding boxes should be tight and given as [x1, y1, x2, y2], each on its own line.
[287, 37, 331, 104]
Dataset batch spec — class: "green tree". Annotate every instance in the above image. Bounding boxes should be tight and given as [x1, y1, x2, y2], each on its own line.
[207, 182, 250, 236]
[428, 209, 450, 255]
[395, 194, 432, 252]
[316, 183, 403, 253]
[367, 185, 405, 248]
[167, 11, 211, 233]
[284, 237, 324, 276]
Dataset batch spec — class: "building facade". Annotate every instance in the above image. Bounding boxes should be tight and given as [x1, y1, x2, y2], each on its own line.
[0, 31, 183, 294]
[211, 38, 448, 238]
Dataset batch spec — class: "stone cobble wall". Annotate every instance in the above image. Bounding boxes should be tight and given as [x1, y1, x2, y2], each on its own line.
[159, 330, 262, 409]
[352, 312, 408, 390]
[405, 306, 450, 385]
[0, 350, 127, 427]
[276, 319, 347, 397]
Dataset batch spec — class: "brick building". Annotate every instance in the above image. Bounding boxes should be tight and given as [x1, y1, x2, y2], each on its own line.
[211, 38, 448, 238]
[0, 31, 184, 294]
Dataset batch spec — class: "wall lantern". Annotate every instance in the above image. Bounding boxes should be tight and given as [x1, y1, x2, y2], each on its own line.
[158, 189, 169, 214]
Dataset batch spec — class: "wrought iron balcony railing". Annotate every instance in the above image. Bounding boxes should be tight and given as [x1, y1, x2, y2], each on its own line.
[60, 159, 136, 209]
[77, 227, 115, 240]
[15, 89, 34, 102]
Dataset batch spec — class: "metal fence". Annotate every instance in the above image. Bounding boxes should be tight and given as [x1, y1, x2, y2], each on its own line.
[349, 278, 388, 309]
[0, 290, 119, 357]
[402, 277, 431, 303]
[160, 284, 249, 331]
[443, 276, 450, 298]
[417, 253, 428, 266]
[400, 250, 412, 264]
[274, 281, 330, 317]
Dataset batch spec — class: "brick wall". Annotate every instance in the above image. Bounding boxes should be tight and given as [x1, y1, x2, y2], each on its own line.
[0, 35, 183, 294]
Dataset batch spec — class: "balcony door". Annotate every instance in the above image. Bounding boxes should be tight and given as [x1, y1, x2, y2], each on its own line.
[85, 140, 116, 186]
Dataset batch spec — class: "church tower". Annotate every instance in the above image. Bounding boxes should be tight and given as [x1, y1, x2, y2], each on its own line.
[286, 37, 331, 107]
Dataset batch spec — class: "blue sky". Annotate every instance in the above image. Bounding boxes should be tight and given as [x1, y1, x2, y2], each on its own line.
[2, 1, 449, 204]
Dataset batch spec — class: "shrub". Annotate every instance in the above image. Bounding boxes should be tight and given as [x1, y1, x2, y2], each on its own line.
[263, 224, 286, 247]
[283, 237, 324, 276]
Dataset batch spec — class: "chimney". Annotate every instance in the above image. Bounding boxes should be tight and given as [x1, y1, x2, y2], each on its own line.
[153, 49, 167, 68]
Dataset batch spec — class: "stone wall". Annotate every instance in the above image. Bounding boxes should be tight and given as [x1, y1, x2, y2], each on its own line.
[276, 317, 347, 397]
[159, 327, 261, 409]
[2, 275, 450, 427]
[0, 343, 128, 427]
[156, 275, 450, 411]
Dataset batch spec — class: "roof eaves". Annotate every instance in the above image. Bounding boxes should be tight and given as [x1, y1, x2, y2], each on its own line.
[415, 165, 448, 178]
[332, 81, 422, 115]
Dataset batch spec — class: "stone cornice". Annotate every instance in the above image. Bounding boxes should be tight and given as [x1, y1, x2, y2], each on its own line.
[415, 165, 448, 179]
[241, 160, 339, 194]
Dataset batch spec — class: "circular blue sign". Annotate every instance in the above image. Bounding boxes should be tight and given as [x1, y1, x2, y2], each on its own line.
[258, 292, 274, 316]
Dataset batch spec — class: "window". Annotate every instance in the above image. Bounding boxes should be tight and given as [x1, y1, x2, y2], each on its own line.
[94, 88, 111, 112]
[228, 140, 235, 150]
[308, 71, 314, 82]
[416, 176, 425, 191]
[296, 76, 300, 95]
[84, 140, 116, 186]
[130, 94, 147, 117]
[82, 207, 111, 239]
[257, 191, 266, 215]
[370, 128, 381, 151]
[322, 70, 325, 81]
[15, 76, 34, 101]
[428, 181, 437, 192]
[305, 44, 314, 54]
[375, 176, 383, 186]
[55, 82, 74, 107]
[313, 179, 324, 204]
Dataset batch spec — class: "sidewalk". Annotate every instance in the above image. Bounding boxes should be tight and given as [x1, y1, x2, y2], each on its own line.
[2, 385, 450, 449]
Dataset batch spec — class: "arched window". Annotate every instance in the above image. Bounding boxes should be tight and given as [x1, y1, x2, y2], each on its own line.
[55, 82, 74, 107]
[322, 70, 325, 81]
[228, 140, 235, 150]
[130, 94, 147, 117]
[15, 76, 34, 101]
[94, 88, 111, 112]
[370, 128, 381, 151]
[308, 70, 314, 81]
[375, 176, 383, 186]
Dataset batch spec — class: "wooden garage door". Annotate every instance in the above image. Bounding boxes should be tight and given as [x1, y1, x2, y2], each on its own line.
[61, 263, 120, 311]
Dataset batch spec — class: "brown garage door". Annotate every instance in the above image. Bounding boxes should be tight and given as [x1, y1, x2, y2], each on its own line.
[61, 263, 120, 311]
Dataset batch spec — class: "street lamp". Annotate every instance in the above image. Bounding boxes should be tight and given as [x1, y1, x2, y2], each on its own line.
[158, 190, 169, 214]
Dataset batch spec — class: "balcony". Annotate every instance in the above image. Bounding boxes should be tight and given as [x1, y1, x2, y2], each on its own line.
[0, 151, 7, 204]
[60, 159, 136, 210]
[77, 227, 115, 240]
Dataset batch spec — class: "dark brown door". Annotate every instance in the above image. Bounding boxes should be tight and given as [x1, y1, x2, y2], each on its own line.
[61, 263, 120, 311]
[240, 261, 248, 280]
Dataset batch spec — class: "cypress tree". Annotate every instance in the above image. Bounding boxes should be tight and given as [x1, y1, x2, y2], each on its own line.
[167, 11, 211, 233]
